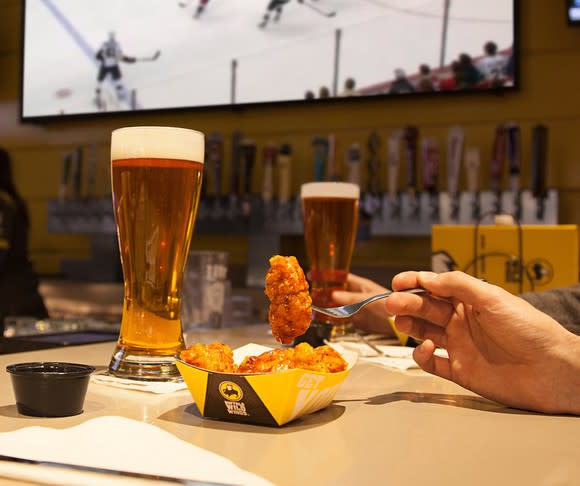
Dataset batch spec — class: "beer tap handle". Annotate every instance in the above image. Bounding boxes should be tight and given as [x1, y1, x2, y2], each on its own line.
[60, 151, 72, 202]
[531, 124, 548, 219]
[86, 144, 97, 200]
[465, 147, 481, 194]
[490, 124, 507, 213]
[446, 125, 464, 219]
[422, 137, 439, 194]
[207, 132, 223, 198]
[345, 142, 362, 186]
[507, 123, 521, 196]
[240, 139, 256, 216]
[367, 130, 381, 194]
[403, 126, 419, 218]
[278, 143, 292, 206]
[262, 143, 277, 204]
[326, 133, 338, 181]
[312, 136, 328, 182]
[490, 125, 507, 193]
[465, 147, 481, 219]
[387, 131, 402, 213]
[230, 131, 243, 198]
[403, 126, 419, 194]
[446, 126, 464, 197]
[72, 147, 83, 200]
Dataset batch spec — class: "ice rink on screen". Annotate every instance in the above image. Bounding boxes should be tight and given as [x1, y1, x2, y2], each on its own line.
[22, 0, 514, 118]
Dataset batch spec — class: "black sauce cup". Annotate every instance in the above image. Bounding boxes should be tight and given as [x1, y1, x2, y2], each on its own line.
[6, 362, 95, 417]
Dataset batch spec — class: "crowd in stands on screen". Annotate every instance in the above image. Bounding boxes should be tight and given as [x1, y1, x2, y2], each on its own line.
[351, 40, 514, 96]
[388, 69, 415, 94]
[302, 40, 512, 100]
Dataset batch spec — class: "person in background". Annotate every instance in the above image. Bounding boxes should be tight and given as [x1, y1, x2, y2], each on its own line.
[388, 68, 415, 95]
[415, 64, 436, 92]
[318, 86, 331, 98]
[438, 61, 460, 91]
[456, 53, 483, 89]
[385, 271, 580, 415]
[0, 148, 48, 333]
[475, 41, 508, 87]
[340, 77, 359, 96]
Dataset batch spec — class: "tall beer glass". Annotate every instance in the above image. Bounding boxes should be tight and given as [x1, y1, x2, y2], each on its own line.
[108, 126, 204, 381]
[300, 182, 359, 337]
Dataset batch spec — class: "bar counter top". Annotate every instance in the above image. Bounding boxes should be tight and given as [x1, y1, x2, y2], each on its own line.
[0, 324, 578, 485]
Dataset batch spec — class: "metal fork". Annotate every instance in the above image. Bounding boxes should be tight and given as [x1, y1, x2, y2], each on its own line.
[311, 288, 428, 319]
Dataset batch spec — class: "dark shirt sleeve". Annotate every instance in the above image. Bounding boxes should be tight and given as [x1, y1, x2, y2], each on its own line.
[520, 285, 580, 336]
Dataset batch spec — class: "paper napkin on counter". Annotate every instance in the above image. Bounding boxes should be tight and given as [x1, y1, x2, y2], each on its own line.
[90, 371, 188, 394]
[331, 341, 448, 371]
[0, 416, 273, 486]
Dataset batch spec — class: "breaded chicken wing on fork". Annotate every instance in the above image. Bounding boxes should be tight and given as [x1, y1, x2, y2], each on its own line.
[265, 255, 312, 344]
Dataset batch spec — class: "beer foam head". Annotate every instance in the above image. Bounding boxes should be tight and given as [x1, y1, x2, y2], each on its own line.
[300, 182, 360, 199]
[111, 126, 205, 163]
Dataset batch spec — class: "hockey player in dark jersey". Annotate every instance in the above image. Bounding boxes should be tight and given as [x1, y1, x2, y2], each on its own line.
[259, 0, 303, 28]
[94, 32, 136, 109]
[179, 0, 210, 18]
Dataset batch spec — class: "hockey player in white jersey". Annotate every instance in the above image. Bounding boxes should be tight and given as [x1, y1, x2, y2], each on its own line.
[94, 32, 136, 108]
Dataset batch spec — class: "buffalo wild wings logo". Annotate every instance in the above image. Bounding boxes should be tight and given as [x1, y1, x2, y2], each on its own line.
[219, 381, 249, 416]
[219, 381, 243, 401]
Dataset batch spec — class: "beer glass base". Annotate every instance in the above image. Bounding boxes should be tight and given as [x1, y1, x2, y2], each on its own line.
[293, 321, 355, 348]
[108, 346, 183, 382]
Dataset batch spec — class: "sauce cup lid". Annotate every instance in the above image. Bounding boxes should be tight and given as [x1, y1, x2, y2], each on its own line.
[6, 362, 95, 377]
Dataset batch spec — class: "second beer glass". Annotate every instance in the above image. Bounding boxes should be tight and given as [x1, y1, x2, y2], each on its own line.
[300, 182, 360, 338]
[108, 126, 205, 381]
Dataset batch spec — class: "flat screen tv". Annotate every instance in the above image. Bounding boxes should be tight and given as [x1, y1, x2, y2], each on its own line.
[568, 0, 580, 24]
[20, 0, 519, 122]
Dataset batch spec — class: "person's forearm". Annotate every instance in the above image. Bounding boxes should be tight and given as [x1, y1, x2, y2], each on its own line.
[558, 334, 580, 415]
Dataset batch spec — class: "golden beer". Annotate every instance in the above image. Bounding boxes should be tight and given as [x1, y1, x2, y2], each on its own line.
[301, 182, 359, 327]
[108, 126, 204, 381]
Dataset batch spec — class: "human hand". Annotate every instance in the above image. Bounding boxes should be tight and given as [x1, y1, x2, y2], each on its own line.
[332, 273, 394, 336]
[385, 270, 580, 414]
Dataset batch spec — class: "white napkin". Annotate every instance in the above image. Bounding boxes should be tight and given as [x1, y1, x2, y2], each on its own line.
[90, 371, 188, 394]
[0, 416, 273, 486]
[332, 341, 449, 371]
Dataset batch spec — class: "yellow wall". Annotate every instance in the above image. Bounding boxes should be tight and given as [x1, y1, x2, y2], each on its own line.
[1, 1, 580, 277]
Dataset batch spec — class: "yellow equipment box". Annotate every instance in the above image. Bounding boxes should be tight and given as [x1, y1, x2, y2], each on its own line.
[431, 224, 579, 294]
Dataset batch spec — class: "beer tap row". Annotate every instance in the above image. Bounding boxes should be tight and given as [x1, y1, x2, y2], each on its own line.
[196, 123, 557, 236]
[46, 124, 557, 237]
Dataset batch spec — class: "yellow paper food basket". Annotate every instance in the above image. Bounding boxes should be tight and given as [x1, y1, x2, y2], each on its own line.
[176, 343, 357, 427]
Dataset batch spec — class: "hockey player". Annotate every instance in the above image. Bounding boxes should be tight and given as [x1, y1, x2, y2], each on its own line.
[179, 0, 210, 18]
[94, 32, 136, 108]
[259, 0, 303, 28]
[194, 0, 210, 18]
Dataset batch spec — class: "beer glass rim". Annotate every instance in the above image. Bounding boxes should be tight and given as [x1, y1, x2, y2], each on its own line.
[112, 126, 203, 137]
[300, 182, 360, 199]
[111, 126, 204, 164]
